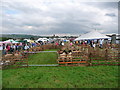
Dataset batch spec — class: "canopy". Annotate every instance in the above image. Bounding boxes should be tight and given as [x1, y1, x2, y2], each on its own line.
[28, 40, 34, 43]
[5, 39, 19, 43]
[5, 39, 14, 42]
[3, 41, 12, 44]
[12, 41, 19, 43]
[17, 40, 27, 43]
[0, 41, 11, 45]
[74, 30, 111, 41]
[0, 41, 3, 45]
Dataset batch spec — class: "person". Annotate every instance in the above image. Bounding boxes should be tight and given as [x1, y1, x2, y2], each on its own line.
[99, 39, 104, 48]
[87, 40, 91, 44]
[70, 42, 73, 46]
[82, 41, 86, 45]
[24, 44, 29, 51]
[15, 43, 19, 51]
[22, 43, 25, 50]
[79, 41, 81, 44]
[32, 43, 35, 47]
[10, 44, 14, 54]
[17, 44, 21, 52]
[55, 42, 59, 46]
[2, 43, 6, 55]
[90, 40, 93, 47]
[61, 42, 64, 46]
[85, 40, 87, 45]
[39, 41, 43, 45]
[13, 44, 16, 52]
[76, 41, 78, 44]
[59, 41, 62, 46]
[0, 45, 2, 51]
[3, 43, 5, 50]
[93, 42, 96, 48]
[6, 44, 11, 54]
[2, 48, 7, 55]
[19, 43, 23, 50]
[96, 39, 99, 47]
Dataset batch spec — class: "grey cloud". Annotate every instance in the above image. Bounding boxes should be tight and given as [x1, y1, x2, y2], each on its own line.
[1, 1, 118, 35]
[92, 23, 101, 26]
[105, 13, 116, 17]
[2, 1, 38, 14]
[84, 2, 118, 9]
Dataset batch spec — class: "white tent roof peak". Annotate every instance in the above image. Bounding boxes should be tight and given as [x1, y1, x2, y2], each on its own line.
[74, 30, 111, 41]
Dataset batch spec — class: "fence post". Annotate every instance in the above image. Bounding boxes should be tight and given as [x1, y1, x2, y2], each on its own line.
[118, 44, 120, 63]
[89, 53, 92, 66]
[105, 49, 108, 61]
[26, 53, 29, 68]
[88, 47, 92, 66]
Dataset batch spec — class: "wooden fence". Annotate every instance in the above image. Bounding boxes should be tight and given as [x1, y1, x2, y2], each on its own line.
[57, 44, 120, 66]
[1, 52, 29, 69]
[57, 50, 89, 66]
[89, 44, 120, 66]
[1, 44, 119, 68]
[1, 44, 62, 69]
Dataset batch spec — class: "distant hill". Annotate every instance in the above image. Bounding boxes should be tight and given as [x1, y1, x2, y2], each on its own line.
[0, 34, 78, 40]
[0, 34, 42, 39]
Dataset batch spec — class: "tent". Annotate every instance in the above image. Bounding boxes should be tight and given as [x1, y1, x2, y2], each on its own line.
[28, 40, 34, 43]
[74, 30, 111, 41]
[17, 40, 27, 43]
[3, 41, 12, 44]
[12, 41, 19, 43]
[5, 39, 15, 42]
[0, 41, 4, 45]
[4, 39, 19, 43]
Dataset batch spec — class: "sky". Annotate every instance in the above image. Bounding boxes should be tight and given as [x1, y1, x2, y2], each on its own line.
[1, 0, 119, 35]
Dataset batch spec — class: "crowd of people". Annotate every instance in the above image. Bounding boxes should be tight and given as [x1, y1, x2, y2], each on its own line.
[0, 39, 68, 55]
[1, 42, 41, 55]
[0, 38, 112, 56]
[74, 39, 108, 48]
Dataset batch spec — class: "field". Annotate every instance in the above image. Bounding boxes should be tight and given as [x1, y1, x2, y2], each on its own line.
[2, 49, 119, 88]
[2, 66, 119, 88]
[28, 52, 58, 64]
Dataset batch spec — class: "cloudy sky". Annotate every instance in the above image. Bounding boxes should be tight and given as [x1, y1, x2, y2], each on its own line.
[1, 0, 119, 35]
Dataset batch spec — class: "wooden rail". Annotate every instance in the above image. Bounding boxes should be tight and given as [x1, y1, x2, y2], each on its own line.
[57, 44, 120, 66]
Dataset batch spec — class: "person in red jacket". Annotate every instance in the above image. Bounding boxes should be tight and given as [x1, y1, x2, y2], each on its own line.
[6, 44, 11, 54]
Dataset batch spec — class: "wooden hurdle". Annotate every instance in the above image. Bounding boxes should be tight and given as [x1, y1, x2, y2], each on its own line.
[57, 50, 89, 66]
[88, 45, 120, 66]
[1, 53, 28, 69]
[57, 44, 120, 66]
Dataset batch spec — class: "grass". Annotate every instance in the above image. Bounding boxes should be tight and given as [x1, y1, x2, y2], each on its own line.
[0, 70, 2, 89]
[27, 51, 120, 65]
[28, 52, 58, 64]
[2, 66, 119, 88]
[2, 49, 119, 88]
